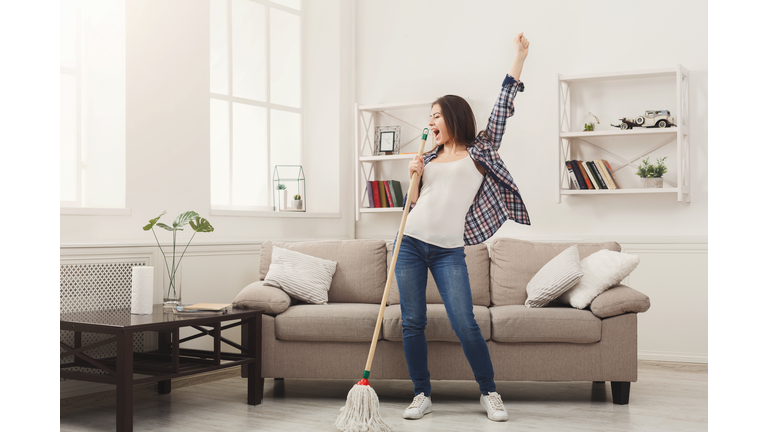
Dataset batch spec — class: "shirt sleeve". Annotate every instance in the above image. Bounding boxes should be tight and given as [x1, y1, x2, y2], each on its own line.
[483, 75, 524, 150]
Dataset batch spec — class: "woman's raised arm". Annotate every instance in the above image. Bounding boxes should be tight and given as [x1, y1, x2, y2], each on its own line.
[508, 32, 529, 80]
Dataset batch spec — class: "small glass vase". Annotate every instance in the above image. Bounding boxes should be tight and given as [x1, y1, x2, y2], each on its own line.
[162, 257, 182, 311]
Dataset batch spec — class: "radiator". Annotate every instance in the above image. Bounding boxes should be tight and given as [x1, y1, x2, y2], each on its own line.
[60, 262, 149, 378]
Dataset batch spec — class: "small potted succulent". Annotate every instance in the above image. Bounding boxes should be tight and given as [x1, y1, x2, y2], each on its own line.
[636, 156, 668, 188]
[276, 183, 288, 210]
[292, 194, 303, 210]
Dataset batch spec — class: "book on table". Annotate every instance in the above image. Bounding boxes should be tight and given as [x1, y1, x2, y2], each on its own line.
[173, 303, 231, 315]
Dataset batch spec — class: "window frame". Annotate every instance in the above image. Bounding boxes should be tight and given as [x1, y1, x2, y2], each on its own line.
[210, 0, 304, 212]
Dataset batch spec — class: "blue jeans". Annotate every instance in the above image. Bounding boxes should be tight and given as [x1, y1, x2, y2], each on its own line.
[394, 235, 496, 397]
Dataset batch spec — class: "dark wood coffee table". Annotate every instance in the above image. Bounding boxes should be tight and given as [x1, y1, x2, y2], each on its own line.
[60, 305, 263, 432]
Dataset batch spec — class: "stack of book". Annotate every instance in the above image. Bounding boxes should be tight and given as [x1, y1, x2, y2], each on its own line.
[366, 180, 404, 208]
[565, 159, 622, 190]
[172, 303, 231, 317]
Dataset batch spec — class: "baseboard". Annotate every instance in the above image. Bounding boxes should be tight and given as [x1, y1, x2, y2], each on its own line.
[638, 351, 707, 364]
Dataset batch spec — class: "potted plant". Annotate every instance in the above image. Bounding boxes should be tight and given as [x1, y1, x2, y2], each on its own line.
[143, 211, 214, 310]
[636, 156, 668, 188]
[276, 183, 288, 210]
[292, 194, 303, 210]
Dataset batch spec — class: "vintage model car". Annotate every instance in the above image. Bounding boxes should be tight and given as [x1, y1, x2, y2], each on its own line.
[611, 110, 676, 130]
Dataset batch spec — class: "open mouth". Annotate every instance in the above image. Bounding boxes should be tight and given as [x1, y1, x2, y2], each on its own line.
[431, 128, 441, 141]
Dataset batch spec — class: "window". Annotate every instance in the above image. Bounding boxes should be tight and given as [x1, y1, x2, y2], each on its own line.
[210, 0, 303, 210]
[60, 0, 126, 208]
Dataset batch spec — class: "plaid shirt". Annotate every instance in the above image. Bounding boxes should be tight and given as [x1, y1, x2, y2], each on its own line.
[406, 74, 530, 245]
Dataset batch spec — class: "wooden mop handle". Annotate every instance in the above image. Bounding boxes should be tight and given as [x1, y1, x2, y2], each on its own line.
[363, 128, 429, 376]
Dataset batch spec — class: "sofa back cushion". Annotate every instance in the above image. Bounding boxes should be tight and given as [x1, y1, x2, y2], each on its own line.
[489, 238, 621, 306]
[386, 242, 490, 306]
[260, 240, 387, 304]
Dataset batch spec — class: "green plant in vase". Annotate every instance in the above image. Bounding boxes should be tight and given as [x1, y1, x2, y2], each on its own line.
[143, 211, 214, 309]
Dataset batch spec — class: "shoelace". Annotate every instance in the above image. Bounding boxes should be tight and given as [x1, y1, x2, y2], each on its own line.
[485, 392, 505, 411]
[408, 393, 428, 410]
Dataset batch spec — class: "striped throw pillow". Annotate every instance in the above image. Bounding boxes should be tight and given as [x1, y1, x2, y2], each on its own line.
[525, 245, 583, 308]
[264, 247, 338, 305]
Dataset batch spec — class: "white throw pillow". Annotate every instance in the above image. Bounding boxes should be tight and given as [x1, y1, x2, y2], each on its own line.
[263, 247, 338, 305]
[525, 245, 583, 308]
[557, 249, 640, 309]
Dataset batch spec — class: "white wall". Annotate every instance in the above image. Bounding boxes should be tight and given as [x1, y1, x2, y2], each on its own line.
[354, 0, 707, 241]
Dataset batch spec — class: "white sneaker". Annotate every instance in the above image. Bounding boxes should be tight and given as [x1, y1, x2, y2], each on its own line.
[480, 392, 509, 421]
[403, 392, 432, 419]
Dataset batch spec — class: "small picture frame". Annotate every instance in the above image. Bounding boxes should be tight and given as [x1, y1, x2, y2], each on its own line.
[374, 126, 401, 155]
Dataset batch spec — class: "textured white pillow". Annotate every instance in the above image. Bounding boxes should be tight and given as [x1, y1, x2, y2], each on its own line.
[525, 245, 584, 308]
[558, 249, 640, 309]
[264, 247, 338, 305]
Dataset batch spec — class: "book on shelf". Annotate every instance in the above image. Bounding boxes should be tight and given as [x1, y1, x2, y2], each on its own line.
[384, 181, 394, 206]
[391, 180, 404, 208]
[371, 181, 381, 207]
[595, 159, 616, 189]
[565, 161, 580, 189]
[575, 161, 592, 189]
[603, 160, 621, 188]
[377, 181, 389, 207]
[586, 161, 607, 189]
[583, 161, 600, 189]
[567, 160, 586, 189]
[366, 182, 375, 207]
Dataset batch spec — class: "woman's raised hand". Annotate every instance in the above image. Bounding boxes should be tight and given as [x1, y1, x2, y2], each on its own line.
[513, 32, 529, 58]
[409, 155, 424, 178]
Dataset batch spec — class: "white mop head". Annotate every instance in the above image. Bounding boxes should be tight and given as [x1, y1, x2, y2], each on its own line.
[335, 382, 392, 432]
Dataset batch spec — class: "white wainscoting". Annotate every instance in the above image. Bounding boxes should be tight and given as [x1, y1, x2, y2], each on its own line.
[619, 242, 708, 364]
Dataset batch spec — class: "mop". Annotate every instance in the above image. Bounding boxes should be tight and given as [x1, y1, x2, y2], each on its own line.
[335, 128, 430, 432]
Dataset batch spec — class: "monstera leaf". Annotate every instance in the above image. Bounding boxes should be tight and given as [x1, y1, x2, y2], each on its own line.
[156, 222, 178, 231]
[143, 211, 167, 231]
[189, 217, 214, 233]
[173, 211, 199, 228]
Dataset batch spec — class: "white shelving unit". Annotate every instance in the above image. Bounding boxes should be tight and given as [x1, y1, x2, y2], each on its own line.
[355, 101, 434, 221]
[557, 65, 690, 203]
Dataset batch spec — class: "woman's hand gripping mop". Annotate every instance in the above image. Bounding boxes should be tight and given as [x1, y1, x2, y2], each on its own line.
[335, 128, 429, 432]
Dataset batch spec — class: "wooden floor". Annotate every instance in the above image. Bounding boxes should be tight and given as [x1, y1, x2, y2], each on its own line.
[60, 360, 707, 431]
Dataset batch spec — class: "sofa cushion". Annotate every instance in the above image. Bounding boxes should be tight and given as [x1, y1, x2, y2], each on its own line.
[525, 245, 583, 308]
[386, 242, 490, 306]
[381, 304, 491, 342]
[557, 250, 640, 309]
[489, 238, 621, 306]
[274, 304, 383, 342]
[589, 285, 650, 318]
[232, 281, 291, 315]
[264, 247, 337, 304]
[489, 305, 602, 343]
[260, 240, 387, 304]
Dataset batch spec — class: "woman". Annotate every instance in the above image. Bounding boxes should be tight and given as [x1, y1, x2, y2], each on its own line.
[395, 32, 531, 422]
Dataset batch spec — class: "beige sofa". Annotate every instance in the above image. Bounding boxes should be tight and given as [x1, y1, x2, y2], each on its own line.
[233, 238, 651, 404]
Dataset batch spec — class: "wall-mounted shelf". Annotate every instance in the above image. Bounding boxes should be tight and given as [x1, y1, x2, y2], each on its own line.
[354, 101, 434, 221]
[557, 64, 690, 203]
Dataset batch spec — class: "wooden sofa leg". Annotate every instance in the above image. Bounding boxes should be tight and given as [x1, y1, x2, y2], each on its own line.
[610, 381, 631, 404]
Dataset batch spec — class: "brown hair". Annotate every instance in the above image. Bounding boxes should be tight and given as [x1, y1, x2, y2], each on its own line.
[432, 95, 491, 147]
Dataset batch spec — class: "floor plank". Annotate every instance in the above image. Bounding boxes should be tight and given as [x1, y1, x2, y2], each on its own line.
[60, 360, 707, 431]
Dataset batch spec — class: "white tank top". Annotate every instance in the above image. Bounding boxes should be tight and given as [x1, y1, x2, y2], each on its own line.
[403, 155, 484, 248]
